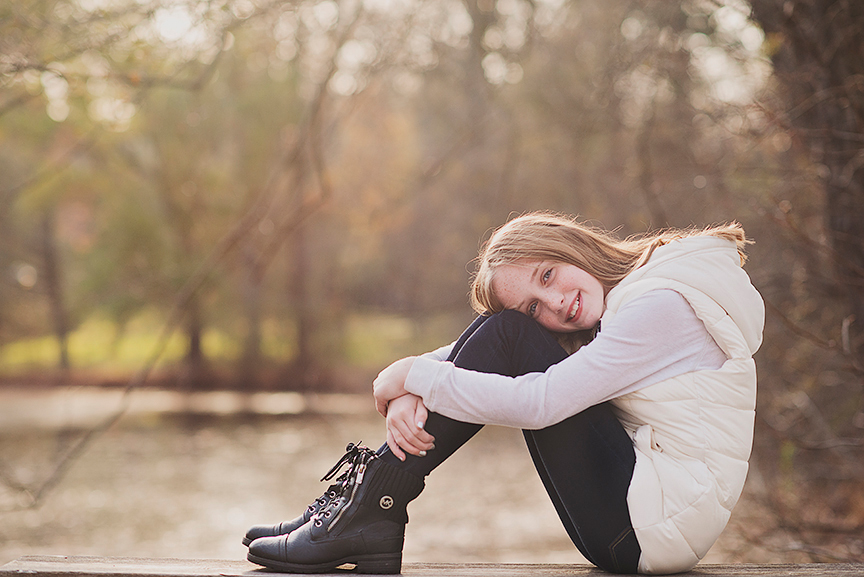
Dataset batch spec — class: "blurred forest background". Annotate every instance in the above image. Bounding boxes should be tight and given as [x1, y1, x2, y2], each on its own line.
[1, 0, 864, 565]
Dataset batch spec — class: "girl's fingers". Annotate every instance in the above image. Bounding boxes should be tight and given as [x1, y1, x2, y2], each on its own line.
[393, 397, 433, 447]
[413, 401, 435, 445]
[390, 417, 425, 455]
[385, 394, 434, 457]
[386, 429, 406, 461]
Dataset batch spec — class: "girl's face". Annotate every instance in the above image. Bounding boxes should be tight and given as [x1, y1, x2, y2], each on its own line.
[491, 261, 605, 332]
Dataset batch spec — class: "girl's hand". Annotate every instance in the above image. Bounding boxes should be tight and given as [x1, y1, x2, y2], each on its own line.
[385, 393, 435, 461]
[373, 356, 417, 417]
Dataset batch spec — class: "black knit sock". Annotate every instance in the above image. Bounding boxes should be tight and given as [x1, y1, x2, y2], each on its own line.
[375, 410, 482, 477]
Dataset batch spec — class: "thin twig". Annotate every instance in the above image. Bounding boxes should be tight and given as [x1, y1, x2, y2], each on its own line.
[764, 299, 837, 350]
[0, 3, 346, 512]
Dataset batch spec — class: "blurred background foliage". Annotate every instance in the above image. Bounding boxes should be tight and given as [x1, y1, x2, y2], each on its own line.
[1, 0, 863, 562]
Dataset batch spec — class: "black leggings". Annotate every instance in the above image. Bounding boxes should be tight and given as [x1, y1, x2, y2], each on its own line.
[377, 310, 641, 573]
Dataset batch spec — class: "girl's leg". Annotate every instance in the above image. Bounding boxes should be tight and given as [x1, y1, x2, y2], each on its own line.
[377, 310, 570, 477]
[523, 407, 640, 573]
[383, 310, 640, 573]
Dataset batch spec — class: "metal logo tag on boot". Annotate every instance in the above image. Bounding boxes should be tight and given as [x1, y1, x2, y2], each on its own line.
[379, 496, 394, 509]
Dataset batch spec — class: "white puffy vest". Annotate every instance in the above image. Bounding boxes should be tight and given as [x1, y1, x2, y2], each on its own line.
[603, 236, 764, 574]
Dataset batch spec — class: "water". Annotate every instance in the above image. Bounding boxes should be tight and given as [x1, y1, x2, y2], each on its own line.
[0, 387, 775, 566]
[0, 388, 587, 565]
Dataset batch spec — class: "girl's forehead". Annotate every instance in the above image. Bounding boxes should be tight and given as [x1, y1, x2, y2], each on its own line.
[491, 263, 538, 294]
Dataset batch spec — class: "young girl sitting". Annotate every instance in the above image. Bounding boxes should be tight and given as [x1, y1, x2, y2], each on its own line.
[245, 211, 764, 575]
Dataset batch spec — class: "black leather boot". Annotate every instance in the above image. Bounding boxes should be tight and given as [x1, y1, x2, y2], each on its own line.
[247, 447, 425, 574]
[242, 443, 377, 546]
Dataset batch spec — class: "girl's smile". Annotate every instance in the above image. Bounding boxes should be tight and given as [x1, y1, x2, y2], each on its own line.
[491, 261, 605, 332]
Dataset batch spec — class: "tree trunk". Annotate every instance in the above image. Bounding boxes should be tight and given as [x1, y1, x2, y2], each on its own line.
[288, 224, 316, 389]
[239, 244, 262, 389]
[749, 0, 864, 359]
[184, 294, 206, 389]
[41, 209, 70, 375]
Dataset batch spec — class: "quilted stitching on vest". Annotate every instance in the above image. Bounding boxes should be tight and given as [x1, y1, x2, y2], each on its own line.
[602, 237, 764, 574]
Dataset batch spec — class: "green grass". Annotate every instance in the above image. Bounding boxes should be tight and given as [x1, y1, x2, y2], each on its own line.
[0, 312, 238, 372]
[344, 314, 416, 369]
[0, 333, 62, 369]
[343, 312, 466, 368]
[0, 310, 462, 374]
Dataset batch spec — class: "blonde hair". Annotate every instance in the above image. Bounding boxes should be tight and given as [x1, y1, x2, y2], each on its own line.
[470, 211, 749, 316]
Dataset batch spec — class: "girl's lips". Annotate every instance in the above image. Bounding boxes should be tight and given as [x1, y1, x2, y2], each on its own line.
[566, 293, 581, 323]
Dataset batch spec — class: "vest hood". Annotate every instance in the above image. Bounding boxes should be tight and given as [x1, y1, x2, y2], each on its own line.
[607, 236, 764, 356]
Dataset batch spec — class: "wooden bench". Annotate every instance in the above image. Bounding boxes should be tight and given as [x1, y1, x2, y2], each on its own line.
[2, 556, 862, 577]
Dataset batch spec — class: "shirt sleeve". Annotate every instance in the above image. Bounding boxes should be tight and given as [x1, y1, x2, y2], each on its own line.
[404, 289, 724, 429]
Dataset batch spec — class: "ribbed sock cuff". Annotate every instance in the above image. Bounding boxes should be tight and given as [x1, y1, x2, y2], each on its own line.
[367, 457, 425, 504]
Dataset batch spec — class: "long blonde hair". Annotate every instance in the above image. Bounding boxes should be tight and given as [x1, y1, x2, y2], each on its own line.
[470, 211, 749, 316]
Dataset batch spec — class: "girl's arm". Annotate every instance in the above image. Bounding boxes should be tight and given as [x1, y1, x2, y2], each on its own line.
[373, 342, 456, 456]
[372, 341, 454, 417]
[373, 356, 415, 417]
[403, 290, 725, 429]
[420, 343, 454, 362]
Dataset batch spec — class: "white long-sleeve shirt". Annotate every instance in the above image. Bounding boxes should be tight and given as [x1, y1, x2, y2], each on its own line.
[405, 289, 727, 429]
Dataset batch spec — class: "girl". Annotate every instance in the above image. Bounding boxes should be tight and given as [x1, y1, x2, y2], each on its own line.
[245, 212, 764, 575]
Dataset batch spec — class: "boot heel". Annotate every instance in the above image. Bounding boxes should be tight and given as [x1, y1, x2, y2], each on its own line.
[354, 553, 402, 574]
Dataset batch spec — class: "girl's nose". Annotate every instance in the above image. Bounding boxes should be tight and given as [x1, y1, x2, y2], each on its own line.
[542, 292, 565, 312]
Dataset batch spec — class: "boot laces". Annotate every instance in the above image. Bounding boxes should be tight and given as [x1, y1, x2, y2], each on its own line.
[305, 442, 374, 512]
[311, 442, 377, 527]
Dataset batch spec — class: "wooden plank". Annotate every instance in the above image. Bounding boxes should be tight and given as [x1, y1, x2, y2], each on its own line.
[2, 556, 862, 577]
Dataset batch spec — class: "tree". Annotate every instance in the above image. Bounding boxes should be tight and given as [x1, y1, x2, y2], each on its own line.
[749, 0, 864, 360]
[736, 0, 864, 559]
[0, 0, 243, 376]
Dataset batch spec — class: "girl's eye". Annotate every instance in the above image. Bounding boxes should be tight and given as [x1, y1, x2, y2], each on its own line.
[542, 268, 552, 283]
[528, 302, 538, 316]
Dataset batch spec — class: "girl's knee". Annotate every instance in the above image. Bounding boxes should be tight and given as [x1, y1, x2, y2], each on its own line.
[457, 310, 534, 354]
[487, 308, 537, 330]
[487, 309, 557, 344]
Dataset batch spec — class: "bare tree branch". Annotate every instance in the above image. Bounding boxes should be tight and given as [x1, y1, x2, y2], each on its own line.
[0, 0, 354, 511]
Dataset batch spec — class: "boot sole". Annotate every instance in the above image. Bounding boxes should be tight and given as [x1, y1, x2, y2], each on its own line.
[247, 551, 401, 574]
[242, 535, 281, 547]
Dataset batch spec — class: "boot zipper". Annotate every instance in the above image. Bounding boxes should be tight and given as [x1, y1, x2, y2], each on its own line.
[327, 462, 366, 532]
